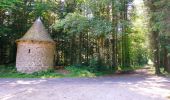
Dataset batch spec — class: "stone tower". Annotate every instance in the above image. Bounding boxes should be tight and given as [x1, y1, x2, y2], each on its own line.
[16, 18, 55, 73]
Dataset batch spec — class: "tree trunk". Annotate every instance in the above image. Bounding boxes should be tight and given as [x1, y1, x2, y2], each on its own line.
[111, 1, 118, 70]
[163, 46, 168, 72]
[153, 31, 161, 74]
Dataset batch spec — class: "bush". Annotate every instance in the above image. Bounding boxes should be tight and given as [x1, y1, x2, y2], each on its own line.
[65, 66, 96, 77]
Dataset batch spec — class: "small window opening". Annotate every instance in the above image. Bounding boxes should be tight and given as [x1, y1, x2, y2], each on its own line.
[28, 49, 31, 53]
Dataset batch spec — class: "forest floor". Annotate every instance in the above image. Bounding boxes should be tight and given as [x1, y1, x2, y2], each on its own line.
[0, 68, 170, 100]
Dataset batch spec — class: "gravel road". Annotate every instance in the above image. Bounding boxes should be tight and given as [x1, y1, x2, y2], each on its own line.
[0, 74, 170, 100]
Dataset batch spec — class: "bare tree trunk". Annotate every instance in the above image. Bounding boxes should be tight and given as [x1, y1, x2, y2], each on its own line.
[163, 47, 169, 72]
[111, 1, 118, 70]
[153, 31, 161, 74]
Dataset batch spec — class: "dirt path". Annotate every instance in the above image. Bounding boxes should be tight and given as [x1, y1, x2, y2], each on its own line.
[0, 71, 170, 100]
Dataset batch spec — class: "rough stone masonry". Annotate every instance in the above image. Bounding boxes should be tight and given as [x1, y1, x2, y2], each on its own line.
[16, 18, 55, 73]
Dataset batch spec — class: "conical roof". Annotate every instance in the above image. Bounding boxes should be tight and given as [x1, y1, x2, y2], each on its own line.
[17, 18, 54, 43]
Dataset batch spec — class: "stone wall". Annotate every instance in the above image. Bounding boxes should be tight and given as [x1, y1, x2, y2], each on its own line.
[16, 41, 55, 73]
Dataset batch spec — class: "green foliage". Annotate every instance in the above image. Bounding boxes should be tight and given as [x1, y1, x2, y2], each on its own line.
[65, 66, 96, 77]
[0, 26, 11, 37]
[33, 1, 57, 18]
[0, 65, 63, 78]
[130, 2, 150, 66]
[88, 57, 110, 72]
[53, 13, 112, 37]
[53, 13, 89, 36]
[90, 18, 112, 37]
[0, 65, 106, 78]
[144, 0, 170, 36]
[0, 0, 22, 9]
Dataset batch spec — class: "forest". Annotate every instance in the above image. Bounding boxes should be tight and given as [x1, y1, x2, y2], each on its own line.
[0, 0, 170, 75]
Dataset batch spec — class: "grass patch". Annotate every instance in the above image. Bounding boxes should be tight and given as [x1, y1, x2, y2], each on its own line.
[0, 65, 64, 78]
[0, 65, 147, 78]
[65, 66, 95, 77]
[0, 65, 105, 78]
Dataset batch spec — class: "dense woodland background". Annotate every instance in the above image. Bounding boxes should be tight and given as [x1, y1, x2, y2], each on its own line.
[0, 0, 170, 74]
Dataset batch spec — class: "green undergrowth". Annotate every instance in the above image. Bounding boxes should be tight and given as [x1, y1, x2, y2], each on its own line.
[160, 68, 170, 77]
[119, 66, 143, 72]
[0, 65, 145, 78]
[0, 65, 64, 78]
[0, 65, 106, 78]
[64, 66, 107, 77]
